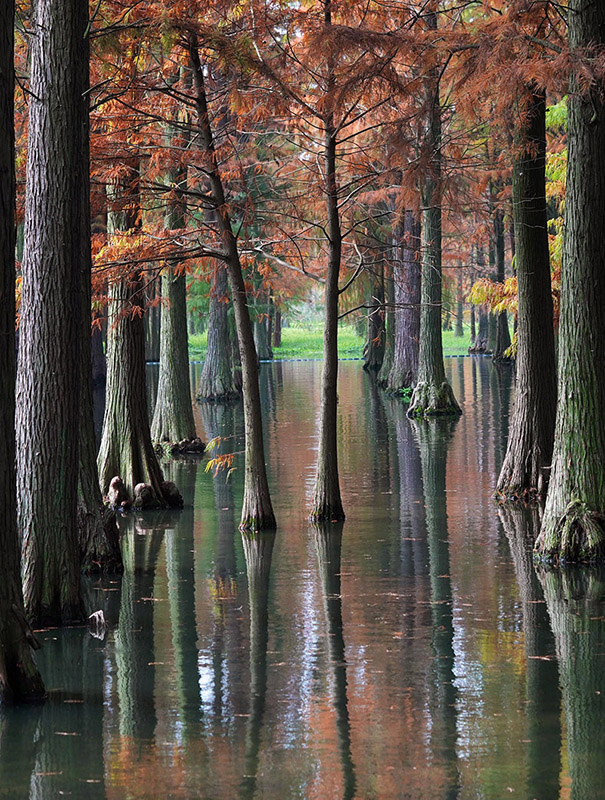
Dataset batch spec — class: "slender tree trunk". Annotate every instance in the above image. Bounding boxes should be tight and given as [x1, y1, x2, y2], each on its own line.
[312, 48, 345, 520]
[536, 0, 605, 561]
[377, 255, 394, 387]
[253, 284, 273, 361]
[273, 307, 282, 349]
[97, 162, 171, 507]
[0, 0, 45, 700]
[497, 86, 556, 502]
[455, 269, 464, 337]
[469, 245, 489, 353]
[190, 38, 275, 530]
[144, 296, 160, 362]
[492, 197, 512, 361]
[408, 17, 461, 418]
[197, 264, 238, 401]
[388, 211, 421, 392]
[151, 118, 199, 447]
[17, 0, 84, 625]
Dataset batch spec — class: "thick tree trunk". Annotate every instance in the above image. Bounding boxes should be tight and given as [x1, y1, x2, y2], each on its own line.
[151, 133, 198, 447]
[388, 211, 421, 392]
[197, 265, 238, 401]
[536, 0, 605, 562]
[76, 0, 121, 572]
[497, 87, 556, 502]
[98, 163, 170, 506]
[17, 0, 84, 625]
[190, 39, 275, 530]
[151, 267, 199, 444]
[408, 25, 461, 418]
[0, 0, 45, 701]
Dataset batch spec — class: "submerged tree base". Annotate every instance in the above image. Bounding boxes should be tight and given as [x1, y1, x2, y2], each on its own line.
[153, 437, 206, 458]
[535, 499, 605, 564]
[239, 513, 277, 533]
[406, 381, 462, 418]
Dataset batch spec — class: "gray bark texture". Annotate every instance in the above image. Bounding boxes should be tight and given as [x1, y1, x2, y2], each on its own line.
[0, 0, 45, 701]
[497, 87, 556, 502]
[492, 198, 512, 361]
[97, 163, 170, 506]
[190, 38, 275, 529]
[17, 0, 85, 625]
[75, 0, 121, 572]
[197, 264, 239, 401]
[387, 211, 421, 392]
[151, 135, 198, 446]
[536, 0, 605, 562]
[407, 19, 461, 419]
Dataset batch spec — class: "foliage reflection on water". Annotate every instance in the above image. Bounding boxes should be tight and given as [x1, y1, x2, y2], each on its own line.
[3, 358, 605, 799]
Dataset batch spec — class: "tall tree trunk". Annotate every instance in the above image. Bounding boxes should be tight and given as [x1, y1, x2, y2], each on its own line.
[492, 196, 512, 361]
[377, 255, 394, 387]
[151, 118, 198, 446]
[76, 0, 121, 572]
[253, 284, 273, 361]
[469, 245, 489, 353]
[197, 264, 239, 401]
[189, 39, 275, 530]
[97, 162, 170, 506]
[388, 211, 421, 392]
[455, 269, 464, 337]
[17, 0, 84, 625]
[408, 13, 461, 418]
[536, 0, 605, 561]
[0, 0, 45, 700]
[497, 86, 556, 502]
[312, 3, 345, 521]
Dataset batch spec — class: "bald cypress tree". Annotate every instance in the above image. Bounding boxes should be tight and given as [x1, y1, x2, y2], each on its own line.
[0, 0, 45, 701]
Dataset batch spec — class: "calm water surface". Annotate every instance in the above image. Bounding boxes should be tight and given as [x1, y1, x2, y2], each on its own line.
[3, 358, 605, 799]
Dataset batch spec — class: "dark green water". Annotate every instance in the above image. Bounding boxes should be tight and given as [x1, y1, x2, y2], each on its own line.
[3, 358, 605, 799]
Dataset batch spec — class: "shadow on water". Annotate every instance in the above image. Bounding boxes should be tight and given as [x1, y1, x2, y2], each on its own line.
[312, 520, 357, 800]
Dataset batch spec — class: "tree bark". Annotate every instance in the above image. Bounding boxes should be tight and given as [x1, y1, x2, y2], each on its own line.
[0, 0, 45, 701]
[76, 0, 121, 572]
[151, 121, 198, 446]
[492, 195, 512, 362]
[97, 162, 169, 506]
[536, 0, 605, 561]
[362, 256, 385, 373]
[497, 86, 556, 502]
[197, 264, 239, 401]
[377, 255, 394, 387]
[408, 15, 461, 418]
[17, 0, 85, 625]
[312, 3, 345, 522]
[190, 38, 275, 530]
[388, 210, 421, 393]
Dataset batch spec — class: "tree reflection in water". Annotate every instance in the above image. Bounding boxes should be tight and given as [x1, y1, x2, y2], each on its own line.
[313, 520, 356, 800]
